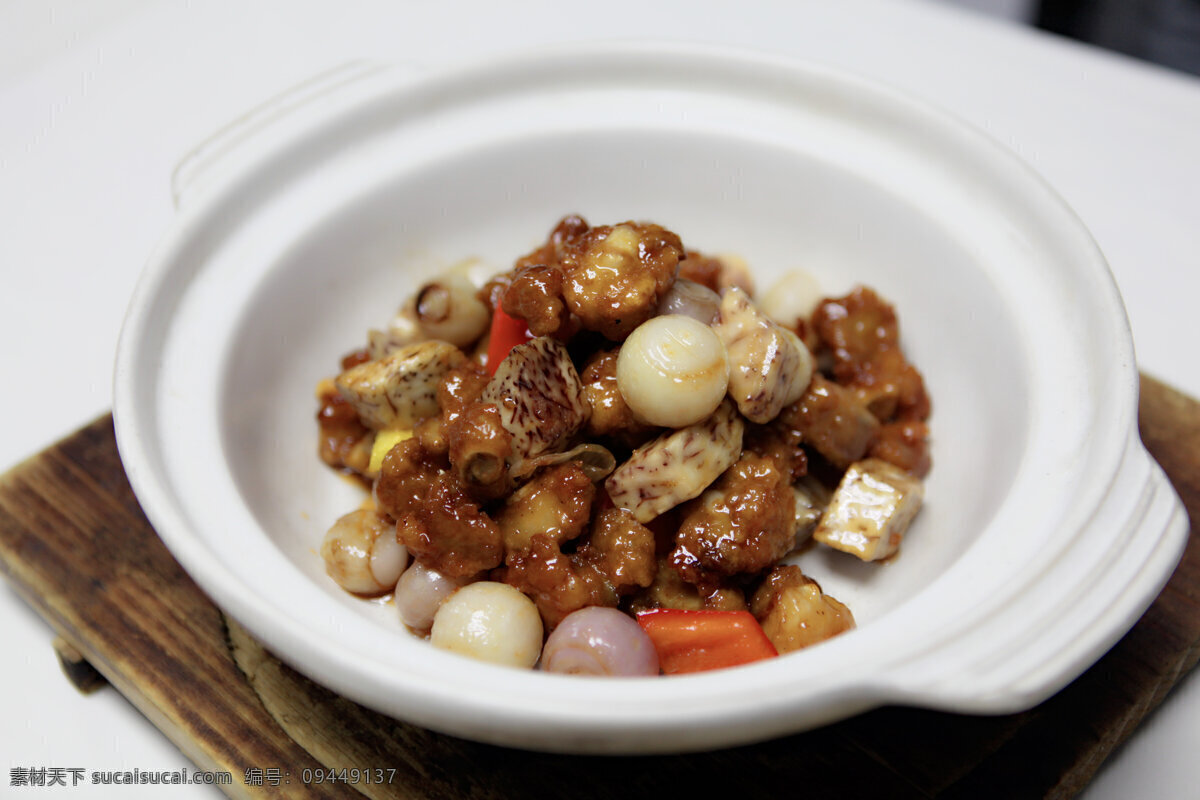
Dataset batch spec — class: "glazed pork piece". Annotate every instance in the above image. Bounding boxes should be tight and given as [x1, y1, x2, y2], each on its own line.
[314, 215, 931, 674]
[751, 565, 855, 653]
[670, 453, 797, 588]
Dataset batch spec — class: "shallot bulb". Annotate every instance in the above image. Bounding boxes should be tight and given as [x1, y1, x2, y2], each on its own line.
[431, 581, 543, 668]
[394, 560, 469, 633]
[541, 607, 660, 677]
[616, 314, 729, 428]
[656, 278, 721, 324]
[320, 509, 408, 596]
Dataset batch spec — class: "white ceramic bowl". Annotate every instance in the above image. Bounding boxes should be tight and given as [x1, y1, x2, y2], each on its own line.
[113, 45, 1188, 754]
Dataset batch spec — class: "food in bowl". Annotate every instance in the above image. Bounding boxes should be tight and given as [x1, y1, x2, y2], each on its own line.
[315, 215, 931, 675]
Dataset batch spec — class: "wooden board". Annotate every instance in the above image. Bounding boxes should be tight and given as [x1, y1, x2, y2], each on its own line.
[0, 374, 1197, 799]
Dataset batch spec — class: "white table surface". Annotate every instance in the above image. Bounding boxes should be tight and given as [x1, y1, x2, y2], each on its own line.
[2, 0, 1197, 796]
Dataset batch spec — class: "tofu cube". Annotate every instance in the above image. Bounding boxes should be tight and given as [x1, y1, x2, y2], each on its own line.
[813, 458, 923, 561]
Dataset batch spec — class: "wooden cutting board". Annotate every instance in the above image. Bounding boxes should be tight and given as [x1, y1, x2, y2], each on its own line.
[0, 374, 1197, 799]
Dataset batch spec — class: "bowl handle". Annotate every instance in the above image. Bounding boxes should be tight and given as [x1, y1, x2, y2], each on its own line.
[882, 434, 1188, 713]
[168, 60, 398, 210]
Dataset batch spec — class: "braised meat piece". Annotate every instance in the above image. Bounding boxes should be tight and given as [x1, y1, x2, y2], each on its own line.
[501, 215, 591, 338]
[374, 437, 446, 519]
[670, 453, 797, 587]
[580, 348, 658, 445]
[675, 250, 754, 295]
[750, 565, 854, 653]
[395, 473, 504, 579]
[446, 401, 514, 503]
[503, 534, 618, 630]
[870, 419, 931, 478]
[743, 418, 809, 482]
[558, 221, 684, 340]
[629, 556, 747, 612]
[813, 286, 930, 422]
[512, 214, 590, 272]
[782, 374, 879, 469]
[502, 263, 568, 337]
[316, 386, 372, 474]
[578, 507, 657, 593]
[438, 364, 490, 425]
[495, 463, 595, 556]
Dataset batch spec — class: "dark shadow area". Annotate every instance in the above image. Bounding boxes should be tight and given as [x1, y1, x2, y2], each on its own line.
[1037, 0, 1200, 75]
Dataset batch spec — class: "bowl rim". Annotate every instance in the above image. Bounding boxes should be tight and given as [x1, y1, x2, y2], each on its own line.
[112, 41, 1181, 753]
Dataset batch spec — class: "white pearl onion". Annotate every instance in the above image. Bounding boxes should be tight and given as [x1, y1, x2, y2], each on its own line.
[320, 509, 408, 596]
[431, 582, 543, 668]
[616, 314, 729, 428]
[759, 268, 823, 329]
[413, 273, 490, 348]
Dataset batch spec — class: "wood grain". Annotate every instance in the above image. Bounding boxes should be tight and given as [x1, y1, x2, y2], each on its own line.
[0, 373, 1196, 799]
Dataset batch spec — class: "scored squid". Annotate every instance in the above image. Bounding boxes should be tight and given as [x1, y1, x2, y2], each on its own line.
[479, 336, 591, 478]
[605, 399, 744, 523]
[714, 287, 814, 424]
[335, 340, 466, 430]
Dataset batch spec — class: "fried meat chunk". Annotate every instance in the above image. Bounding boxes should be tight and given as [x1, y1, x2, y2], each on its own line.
[869, 419, 931, 478]
[446, 401, 513, 503]
[750, 565, 854, 653]
[579, 507, 657, 593]
[782, 374, 879, 469]
[395, 473, 504, 579]
[503, 535, 618, 630]
[670, 453, 797, 587]
[502, 263, 568, 337]
[629, 557, 747, 613]
[316, 387, 372, 474]
[512, 214, 590, 272]
[558, 221, 684, 340]
[374, 436, 445, 519]
[500, 215, 590, 337]
[580, 348, 658, 445]
[675, 250, 754, 295]
[495, 463, 595, 556]
[743, 418, 809, 483]
[813, 287, 930, 422]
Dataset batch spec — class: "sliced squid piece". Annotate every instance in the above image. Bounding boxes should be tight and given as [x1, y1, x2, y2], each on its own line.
[714, 287, 814, 424]
[480, 336, 590, 475]
[336, 340, 466, 429]
[813, 458, 924, 561]
[605, 398, 744, 523]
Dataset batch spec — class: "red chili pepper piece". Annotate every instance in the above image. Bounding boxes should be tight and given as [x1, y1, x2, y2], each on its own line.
[635, 609, 778, 674]
[485, 303, 533, 375]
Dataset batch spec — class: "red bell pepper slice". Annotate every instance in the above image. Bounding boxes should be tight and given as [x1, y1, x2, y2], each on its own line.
[636, 609, 778, 675]
[485, 303, 533, 375]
